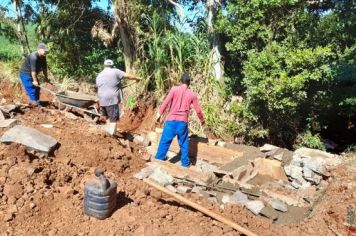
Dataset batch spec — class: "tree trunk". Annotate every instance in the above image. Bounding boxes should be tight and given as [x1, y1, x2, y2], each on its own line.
[13, 0, 30, 57]
[118, 23, 136, 74]
[207, 0, 224, 81]
[113, 0, 137, 74]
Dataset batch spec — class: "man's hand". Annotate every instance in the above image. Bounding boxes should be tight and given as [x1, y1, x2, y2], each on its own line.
[33, 80, 39, 87]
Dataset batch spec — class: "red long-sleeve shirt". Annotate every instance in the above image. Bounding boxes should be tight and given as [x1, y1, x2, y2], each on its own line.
[159, 84, 205, 124]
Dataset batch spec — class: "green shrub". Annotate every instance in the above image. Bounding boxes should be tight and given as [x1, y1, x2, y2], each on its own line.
[293, 130, 325, 151]
[242, 43, 336, 146]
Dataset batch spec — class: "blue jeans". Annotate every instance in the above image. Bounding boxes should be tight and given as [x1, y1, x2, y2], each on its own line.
[19, 72, 40, 105]
[155, 120, 189, 167]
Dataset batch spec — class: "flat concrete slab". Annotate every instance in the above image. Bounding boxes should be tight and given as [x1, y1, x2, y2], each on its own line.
[0, 125, 58, 153]
[0, 119, 22, 128]
[0, 110, 5, 120]
[0, 104, 17, 114]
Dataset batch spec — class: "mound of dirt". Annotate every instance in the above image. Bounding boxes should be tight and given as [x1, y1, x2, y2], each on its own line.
[0, 80, 355, 235]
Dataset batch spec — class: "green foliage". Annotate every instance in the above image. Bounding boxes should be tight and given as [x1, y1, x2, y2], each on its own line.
[126, 95, 137, 109]
[294, 130, 326, 151]
[0, 36, 22, 60]
[33, 1, 122, 80]
[138, 11, 210, 95]
[242, 43, 336, 145]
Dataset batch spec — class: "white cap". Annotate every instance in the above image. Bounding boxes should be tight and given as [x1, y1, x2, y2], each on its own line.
[104, 59, 114, 66]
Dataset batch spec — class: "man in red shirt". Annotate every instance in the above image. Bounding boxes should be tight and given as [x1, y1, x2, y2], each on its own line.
[155, 74, 205, 168]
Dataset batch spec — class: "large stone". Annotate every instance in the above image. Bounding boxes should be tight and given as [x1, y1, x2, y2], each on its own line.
[149, 167, 174, 186]
[252, 158, 289, 182]
[133, 134, 150, 147]
[0, 110, 5, 120]
[0, 125, 58, 153]
[284, 165, 304, 182]
[303, 166, 322, 184]
[260, 144, 279, 152]
[176, 186, 192, 193]
[194, 160, 219, 174]
[221, 195, 231, 204]
[245, 200, 265, 215]
[230, 190, 249, 205]
[0, 119, 22, 128]
[100, 123, 116, 135]
[0, 104, 17, 114]
[294, 147, 335, 159]
[271, 199, 288, 212]
[260, 206, 279, 220]
[134, 165, 158, 180]
[147, 132, 158, 144]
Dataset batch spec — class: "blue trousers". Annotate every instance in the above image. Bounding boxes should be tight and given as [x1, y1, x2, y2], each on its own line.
[155, 120, 190, 167]
[19, 72, 40, 104]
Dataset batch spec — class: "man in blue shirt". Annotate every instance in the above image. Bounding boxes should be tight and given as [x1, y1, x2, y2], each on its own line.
[19, 43, 51, 107]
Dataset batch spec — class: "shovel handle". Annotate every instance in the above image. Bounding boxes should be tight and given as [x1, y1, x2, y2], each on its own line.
[39, 85, 56, 95]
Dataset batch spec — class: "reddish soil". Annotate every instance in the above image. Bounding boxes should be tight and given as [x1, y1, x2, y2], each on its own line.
[0, 80, 355, 235]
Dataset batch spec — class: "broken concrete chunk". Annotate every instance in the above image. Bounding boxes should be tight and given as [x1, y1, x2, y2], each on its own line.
[176, 186, 192, 194]
[245, 200, 265, 215]
[100, 123, 116, 135]
[41, 124, 54, 129]
[294, 147, 335, 159]
[230, 191, 249, 205]
[260, 144, 279, 152]
[192, 186, 203, 194]
[271, 199, 288, 212]
[0, 119, 22, 128]
[260, 206, 279, 220]
[231, 165, 258, 184]
[0, 125, 58, 153]
[222, 195, 231, 204]
[0, 110, 5, 120]
[147, 132, 158, 144]
[208, 197, 218, 204]
[253, 158, 289, 182]
[134, 165, 158, 180]
[166, 185, 177, 193]
[149, 167, 174, 186]
[194, 160, 219, 174]
[133, 134, 150, 147]
[303, 166, 322, 184]
[0, 104, 17, 114]
[217, 141, 226, 148]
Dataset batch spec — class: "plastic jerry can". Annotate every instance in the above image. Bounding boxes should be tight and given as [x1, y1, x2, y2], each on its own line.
[84, 168, 117, 219]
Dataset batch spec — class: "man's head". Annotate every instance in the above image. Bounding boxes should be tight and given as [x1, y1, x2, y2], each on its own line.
[180, 73, 191, 86]
[104, 59, 114, 68]
[37, 43, 49, 56]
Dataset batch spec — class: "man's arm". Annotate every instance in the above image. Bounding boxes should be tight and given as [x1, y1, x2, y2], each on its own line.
[31, 71, 39, 86]
[192, 96, 205, 125]
[30, 54, 39, 86]
[123, 72, 140, 81]
[156, 88, 174, 121]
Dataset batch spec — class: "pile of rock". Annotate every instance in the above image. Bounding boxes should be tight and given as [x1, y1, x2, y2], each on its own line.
[260, 144, 341, 189]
